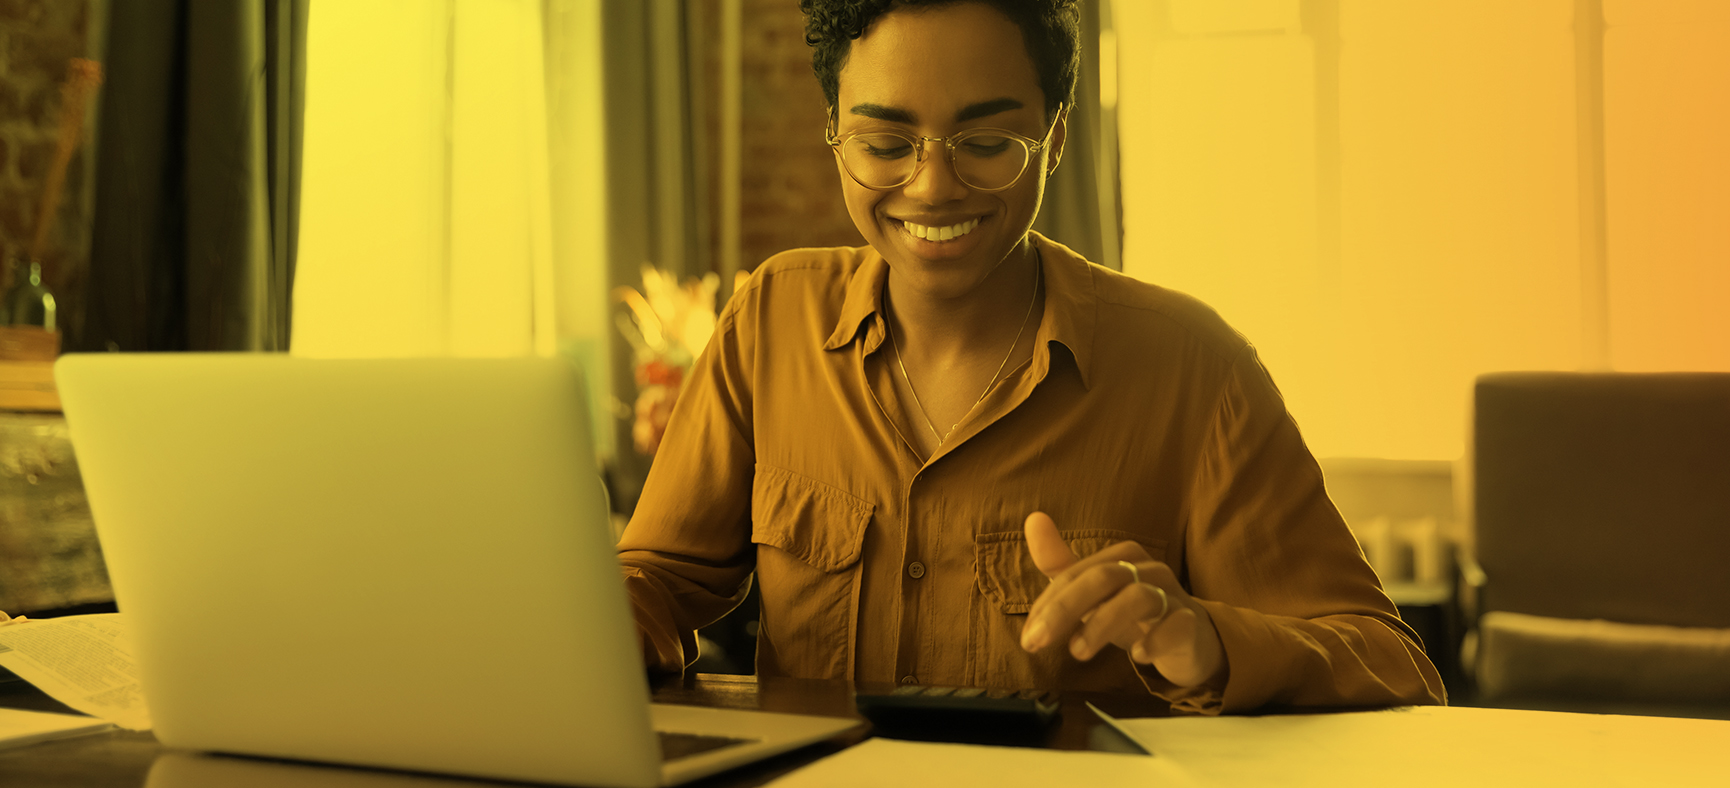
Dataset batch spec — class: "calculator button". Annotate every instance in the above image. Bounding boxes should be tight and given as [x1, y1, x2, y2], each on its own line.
[891, 685, 924, 695]
[953, 687, 986, 697]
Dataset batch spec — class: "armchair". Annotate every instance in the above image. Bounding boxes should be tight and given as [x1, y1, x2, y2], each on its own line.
[1465, 372, 1730, 717]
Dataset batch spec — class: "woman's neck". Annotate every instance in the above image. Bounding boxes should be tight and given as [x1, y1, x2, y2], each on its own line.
[883, 239, 1042, 368]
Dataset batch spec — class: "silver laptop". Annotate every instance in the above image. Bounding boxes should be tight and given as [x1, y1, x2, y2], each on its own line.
[55, 354, 859, 788]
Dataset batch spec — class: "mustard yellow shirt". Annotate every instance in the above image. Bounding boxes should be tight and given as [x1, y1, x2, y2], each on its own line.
[619, 232, 1445, 713]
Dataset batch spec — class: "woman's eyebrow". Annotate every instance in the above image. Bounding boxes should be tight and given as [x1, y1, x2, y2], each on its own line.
[849, 103, 916, 124]
[955, 97, 1023, 122]
[847, 97, 1026, 125]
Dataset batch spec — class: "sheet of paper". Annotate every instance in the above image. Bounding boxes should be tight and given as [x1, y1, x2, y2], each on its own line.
[0, 707, 112, 751]
[0, 613, 153, 730]
[1115, 705, 1729, 788]
[765, 737, 1198, 788]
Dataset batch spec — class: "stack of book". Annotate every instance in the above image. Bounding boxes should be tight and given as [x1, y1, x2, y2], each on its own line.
[0, 327, 60, 411]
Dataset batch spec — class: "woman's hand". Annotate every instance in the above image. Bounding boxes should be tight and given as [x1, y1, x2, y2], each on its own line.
[1019, 512, 1226, 688]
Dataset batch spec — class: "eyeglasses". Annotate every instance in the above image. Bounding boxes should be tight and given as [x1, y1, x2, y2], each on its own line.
[825, 105, 1064, 193]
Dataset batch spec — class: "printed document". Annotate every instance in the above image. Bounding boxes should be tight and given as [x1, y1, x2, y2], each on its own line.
[1114, 705, 1728, 788]
[0, 613, 152, 730]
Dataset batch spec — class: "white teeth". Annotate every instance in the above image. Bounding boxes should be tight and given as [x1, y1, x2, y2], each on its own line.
[903, 218, 980, 242]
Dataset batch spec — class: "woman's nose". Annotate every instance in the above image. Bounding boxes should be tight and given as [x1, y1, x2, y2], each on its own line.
[900, 140, 970, 204]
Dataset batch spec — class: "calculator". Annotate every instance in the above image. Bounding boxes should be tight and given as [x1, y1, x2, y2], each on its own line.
[854, 685, 1060, 745]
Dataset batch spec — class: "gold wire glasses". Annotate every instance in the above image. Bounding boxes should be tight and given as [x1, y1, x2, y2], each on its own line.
[825, 105, 1064, 192]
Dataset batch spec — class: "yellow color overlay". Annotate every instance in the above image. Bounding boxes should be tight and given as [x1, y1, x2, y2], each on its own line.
[1118, 0, 1728, 461]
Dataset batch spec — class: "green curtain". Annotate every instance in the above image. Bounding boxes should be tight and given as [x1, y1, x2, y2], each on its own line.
[77, 0, 306, 352]
[1032, 0, 1121, 271]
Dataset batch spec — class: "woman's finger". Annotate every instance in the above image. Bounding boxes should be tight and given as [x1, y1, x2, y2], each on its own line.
[1067, 574, 1169, 661]
[1023, 512, 1080, 578]
[1024, 554, 1156, 652]
[1028, 539, 1151, 621]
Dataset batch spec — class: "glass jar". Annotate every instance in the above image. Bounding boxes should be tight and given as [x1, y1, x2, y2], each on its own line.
[2, 257, 57, 331]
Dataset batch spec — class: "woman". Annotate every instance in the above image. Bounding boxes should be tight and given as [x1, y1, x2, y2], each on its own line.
[619, 0, 1444, 714]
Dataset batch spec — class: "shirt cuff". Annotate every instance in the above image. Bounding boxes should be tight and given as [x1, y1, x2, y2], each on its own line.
[1124, 618, 1234, 715]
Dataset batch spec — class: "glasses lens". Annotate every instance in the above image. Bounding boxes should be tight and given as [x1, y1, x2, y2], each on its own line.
[839, 132, 919, 189]
[836, 130, 1034, 190]
[952, 132, 1031, 191]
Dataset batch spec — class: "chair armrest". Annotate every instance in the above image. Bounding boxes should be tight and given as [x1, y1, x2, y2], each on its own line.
[1454, 543, 1487, 683]
[1454, 543, 1486, 623]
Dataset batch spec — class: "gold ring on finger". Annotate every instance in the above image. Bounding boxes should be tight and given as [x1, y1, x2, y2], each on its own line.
[1117, 561, 1170, 622]
[1150, 585, 1169, 622]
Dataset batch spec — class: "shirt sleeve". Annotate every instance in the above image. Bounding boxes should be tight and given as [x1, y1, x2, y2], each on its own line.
[1138, 345, 1448, 713]
[616, 306, 758, 676]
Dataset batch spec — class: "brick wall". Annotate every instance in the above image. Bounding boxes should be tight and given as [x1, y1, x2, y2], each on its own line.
[690, 1, 864, 277]
[738, 0, 864, 269]
[0, 0, 94, 331]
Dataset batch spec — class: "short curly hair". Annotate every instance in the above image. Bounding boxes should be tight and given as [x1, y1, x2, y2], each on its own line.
[800, 0, 1080, 123]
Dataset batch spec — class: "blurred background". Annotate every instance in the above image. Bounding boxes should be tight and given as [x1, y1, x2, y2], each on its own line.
[5, 0, 1724, 464]
[1, 0, 1725, 706]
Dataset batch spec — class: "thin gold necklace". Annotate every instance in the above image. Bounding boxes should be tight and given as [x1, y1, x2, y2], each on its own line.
[885, 252, 1042, 447]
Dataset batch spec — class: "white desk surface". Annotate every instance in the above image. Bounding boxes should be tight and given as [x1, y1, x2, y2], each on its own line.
[1116, 704, 1724, 787]
[770, 705, 1726, 788]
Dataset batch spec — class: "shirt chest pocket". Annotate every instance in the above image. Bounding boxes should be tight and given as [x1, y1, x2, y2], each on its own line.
[750, 464, 873, 679]
[971, 529, 1168, 689]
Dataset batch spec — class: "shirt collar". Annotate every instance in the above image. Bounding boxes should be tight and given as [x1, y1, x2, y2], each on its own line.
[1029, 231, 1097, 390]
[823, 246, 890, 354]
[822, 231, 1097, 390]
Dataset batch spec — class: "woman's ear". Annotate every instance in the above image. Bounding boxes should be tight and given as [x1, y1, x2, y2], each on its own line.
[1045, 105, 1070, 175]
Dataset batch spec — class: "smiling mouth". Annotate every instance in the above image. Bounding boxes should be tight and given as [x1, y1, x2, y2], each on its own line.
[900, 217, 981, 242]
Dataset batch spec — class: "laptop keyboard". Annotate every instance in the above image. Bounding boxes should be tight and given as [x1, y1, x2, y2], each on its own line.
[657, 730, 757, 762]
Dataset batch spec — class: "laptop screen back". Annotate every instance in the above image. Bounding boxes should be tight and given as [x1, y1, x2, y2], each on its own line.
[56, 355, 662, 788]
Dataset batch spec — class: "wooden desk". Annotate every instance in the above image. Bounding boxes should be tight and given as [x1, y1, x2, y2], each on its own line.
[0, 673, 1167, 787]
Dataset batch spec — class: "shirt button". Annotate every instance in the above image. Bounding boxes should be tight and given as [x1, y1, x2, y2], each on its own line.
[901, 675, 919, 685]
[907, 561, 926, 579]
